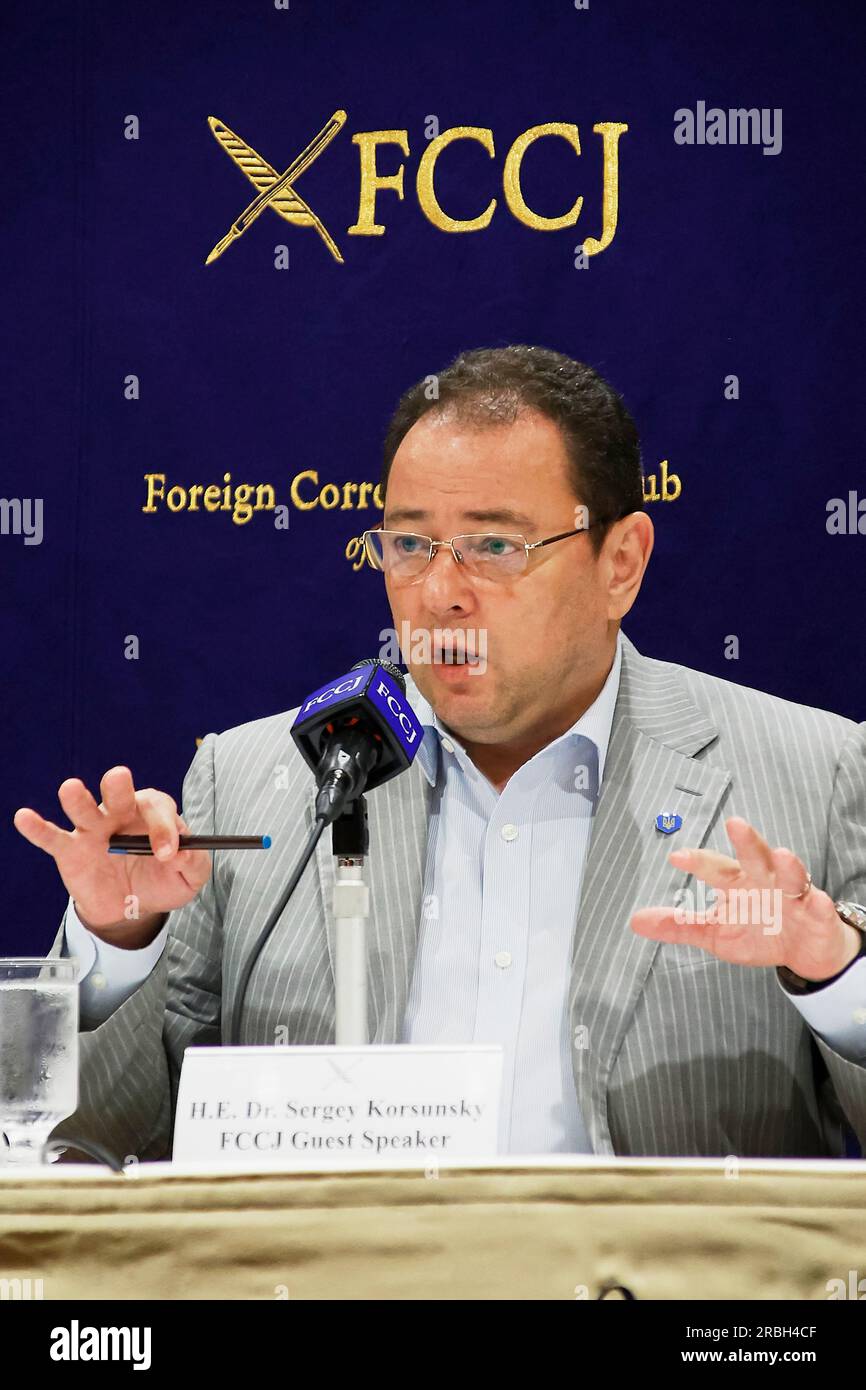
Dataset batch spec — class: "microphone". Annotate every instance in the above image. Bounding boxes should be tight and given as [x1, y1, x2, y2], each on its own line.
[231, 658, 423, 1044]
[291, 658, 423, 824]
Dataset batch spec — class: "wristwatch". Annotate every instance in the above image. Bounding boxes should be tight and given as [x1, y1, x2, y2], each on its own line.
[778, 901, 866, 995]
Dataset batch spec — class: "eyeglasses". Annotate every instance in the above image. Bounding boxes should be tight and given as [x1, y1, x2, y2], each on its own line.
[362, 517, 621, 583]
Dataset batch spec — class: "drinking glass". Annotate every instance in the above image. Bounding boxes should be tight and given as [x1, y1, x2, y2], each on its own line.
[0, 958, 79, 1166]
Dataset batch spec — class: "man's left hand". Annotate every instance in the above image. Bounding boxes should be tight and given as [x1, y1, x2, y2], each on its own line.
[630, 816, 860, 983]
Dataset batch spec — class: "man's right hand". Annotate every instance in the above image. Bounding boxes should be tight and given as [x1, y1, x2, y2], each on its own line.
[13, 766, 212, 949]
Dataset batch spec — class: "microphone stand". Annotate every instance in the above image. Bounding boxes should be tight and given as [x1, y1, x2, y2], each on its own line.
[332, 797, 370, 1045]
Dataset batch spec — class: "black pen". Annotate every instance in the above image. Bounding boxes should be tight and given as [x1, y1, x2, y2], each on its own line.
[108, 834, 271, 855]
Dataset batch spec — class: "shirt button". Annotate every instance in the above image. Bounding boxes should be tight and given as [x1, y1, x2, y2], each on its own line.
[500, 823, 518, 841]
[91, 972, 107, 990]
[441, 737, 455, 754]
[494, 951, 512, 969]
[852, 1008, 866, 1025]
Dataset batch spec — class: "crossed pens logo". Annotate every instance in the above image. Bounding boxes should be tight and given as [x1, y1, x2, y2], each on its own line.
[205, 111, 628, 265]
[206, 111, 347, 265]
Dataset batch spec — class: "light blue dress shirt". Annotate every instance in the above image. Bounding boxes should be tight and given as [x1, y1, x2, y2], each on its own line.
[400, 635, 624, 1154]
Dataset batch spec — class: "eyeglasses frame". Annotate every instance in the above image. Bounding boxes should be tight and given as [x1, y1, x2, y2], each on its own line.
[361, 515, 625, 577]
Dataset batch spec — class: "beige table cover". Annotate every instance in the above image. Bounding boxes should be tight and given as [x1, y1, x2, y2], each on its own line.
[0, 1157, 864, 1300]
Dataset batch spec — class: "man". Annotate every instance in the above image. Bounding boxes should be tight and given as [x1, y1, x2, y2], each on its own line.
[14, 346, 866, 1162]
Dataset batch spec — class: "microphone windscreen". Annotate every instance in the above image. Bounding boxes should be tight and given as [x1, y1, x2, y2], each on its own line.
[351, 657, 406, 693]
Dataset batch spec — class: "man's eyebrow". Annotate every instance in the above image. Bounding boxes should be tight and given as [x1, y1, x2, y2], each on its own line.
[384, 507, 537, 530]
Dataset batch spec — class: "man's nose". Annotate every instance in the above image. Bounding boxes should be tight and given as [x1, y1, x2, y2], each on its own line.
[419, 544, 476, 614]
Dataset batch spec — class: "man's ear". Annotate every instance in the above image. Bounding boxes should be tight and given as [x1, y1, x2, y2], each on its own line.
[605, 512, 654, 620]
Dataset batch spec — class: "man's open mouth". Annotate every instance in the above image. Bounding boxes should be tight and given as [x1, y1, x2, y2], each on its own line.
[432, 644, 483, 667]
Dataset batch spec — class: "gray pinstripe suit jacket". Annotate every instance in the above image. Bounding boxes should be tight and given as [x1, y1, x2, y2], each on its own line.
[52, 632, 866, 1162]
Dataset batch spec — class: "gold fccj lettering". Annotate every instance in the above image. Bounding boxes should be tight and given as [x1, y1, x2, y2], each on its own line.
[142, 463, 677, 529]
[206, 113, 628, 263]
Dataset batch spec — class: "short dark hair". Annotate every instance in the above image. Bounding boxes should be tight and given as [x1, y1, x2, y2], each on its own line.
[381, 345, 644, 554]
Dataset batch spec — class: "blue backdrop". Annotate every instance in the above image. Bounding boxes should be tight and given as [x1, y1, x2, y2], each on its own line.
[3, 0, 864, 952]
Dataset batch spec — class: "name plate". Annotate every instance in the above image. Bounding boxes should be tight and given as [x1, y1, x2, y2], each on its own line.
[173, 1044, 503, 1168]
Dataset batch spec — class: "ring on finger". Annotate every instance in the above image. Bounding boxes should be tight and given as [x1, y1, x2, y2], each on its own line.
[781, 871, 812, 901]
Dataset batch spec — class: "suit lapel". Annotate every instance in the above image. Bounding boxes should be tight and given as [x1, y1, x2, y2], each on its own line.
[568, 634, 731, 1153]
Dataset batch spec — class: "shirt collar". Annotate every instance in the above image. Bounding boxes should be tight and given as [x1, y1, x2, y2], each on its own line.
[411, 629, 623, 789]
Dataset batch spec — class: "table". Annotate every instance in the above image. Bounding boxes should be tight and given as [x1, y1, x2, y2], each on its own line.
[0, 1156, 864, 1300]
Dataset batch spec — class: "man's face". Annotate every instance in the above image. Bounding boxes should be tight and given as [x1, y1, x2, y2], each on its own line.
[382, 408, 626, 747]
